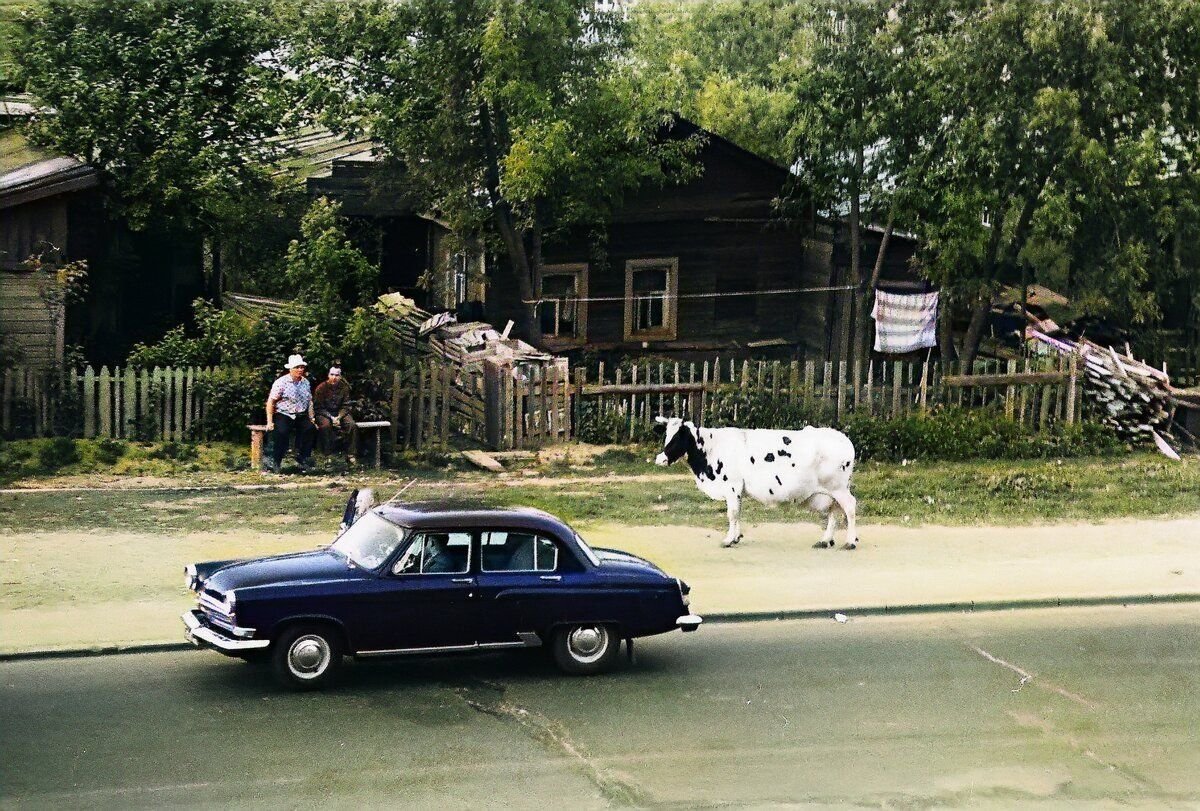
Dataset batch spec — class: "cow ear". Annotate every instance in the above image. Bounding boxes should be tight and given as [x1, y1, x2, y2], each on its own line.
[654, 416, 669, 424]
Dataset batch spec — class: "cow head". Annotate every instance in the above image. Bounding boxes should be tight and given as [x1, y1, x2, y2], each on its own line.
[654, 416, 693, 466]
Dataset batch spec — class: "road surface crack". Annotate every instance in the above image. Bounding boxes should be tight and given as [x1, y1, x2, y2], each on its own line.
[454, 684, 651, 807]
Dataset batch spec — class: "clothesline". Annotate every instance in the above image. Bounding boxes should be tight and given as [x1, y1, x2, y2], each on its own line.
[522, 283, 857, 306]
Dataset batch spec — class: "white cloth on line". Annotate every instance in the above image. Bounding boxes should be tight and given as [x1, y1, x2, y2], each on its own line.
[871, 290, 939, 353]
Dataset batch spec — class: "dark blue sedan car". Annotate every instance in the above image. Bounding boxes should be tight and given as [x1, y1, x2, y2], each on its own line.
[183, 501, 701, 688]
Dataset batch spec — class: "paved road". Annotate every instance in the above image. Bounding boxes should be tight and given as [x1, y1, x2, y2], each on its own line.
[2, 605, 1198, 809]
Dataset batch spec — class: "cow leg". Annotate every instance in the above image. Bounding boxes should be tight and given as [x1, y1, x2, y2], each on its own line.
[831, 489, 858, 549]
[815, 508, 838, 549]
[721, 495, 743, 547]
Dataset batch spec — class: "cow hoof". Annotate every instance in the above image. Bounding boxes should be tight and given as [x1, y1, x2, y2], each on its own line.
[813, 539, 834, 549]
[842, 541, 858, 550]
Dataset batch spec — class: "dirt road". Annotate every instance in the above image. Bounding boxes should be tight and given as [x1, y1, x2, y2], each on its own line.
[2, 516, 1198, 652]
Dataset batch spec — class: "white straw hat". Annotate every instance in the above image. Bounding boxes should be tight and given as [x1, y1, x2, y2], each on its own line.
[285, 354, 307, 369]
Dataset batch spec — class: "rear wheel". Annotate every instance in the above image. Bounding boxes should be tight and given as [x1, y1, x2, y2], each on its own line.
[552, 624, 620, 675]
[272, 624, 342, 689]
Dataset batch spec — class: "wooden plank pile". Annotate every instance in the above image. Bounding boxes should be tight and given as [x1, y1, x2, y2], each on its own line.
[1032, 331, 1175, 443]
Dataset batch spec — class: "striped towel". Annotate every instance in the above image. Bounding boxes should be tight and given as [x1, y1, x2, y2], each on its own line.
[871, 290, 939, 353]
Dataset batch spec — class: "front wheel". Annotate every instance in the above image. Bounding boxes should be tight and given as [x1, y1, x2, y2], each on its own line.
[552, 624, 620, 675]
[272, 625, 343, 689]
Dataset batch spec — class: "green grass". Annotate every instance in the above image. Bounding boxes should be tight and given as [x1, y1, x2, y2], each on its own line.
[0, 452, 1197, 534]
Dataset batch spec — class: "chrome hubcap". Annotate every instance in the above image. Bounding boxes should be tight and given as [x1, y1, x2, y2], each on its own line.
[288, 635, 331, 678]
[567, 626, 607, 662]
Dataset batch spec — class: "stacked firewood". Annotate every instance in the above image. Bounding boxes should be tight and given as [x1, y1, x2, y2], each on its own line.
[1078, 339, 1173, 443]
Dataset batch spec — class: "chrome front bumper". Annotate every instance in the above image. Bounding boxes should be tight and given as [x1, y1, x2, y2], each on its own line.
[676, 613, 703, 632]
[182, 610, 270, 652]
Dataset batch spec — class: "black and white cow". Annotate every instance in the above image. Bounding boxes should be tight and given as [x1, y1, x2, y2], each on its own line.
[654, 417, 859, 549]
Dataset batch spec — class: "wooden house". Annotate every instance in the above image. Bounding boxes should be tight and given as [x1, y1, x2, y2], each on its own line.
[0, 122, 205, 367]
[310, 118, 924, 361]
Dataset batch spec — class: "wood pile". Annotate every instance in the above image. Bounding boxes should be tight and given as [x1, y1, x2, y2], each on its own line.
[1077, 339, 1172, 442]
[1029, 330, 1175, 444]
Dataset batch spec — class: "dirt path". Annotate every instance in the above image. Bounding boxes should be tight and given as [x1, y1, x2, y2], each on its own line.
[2, 516, 1198, 653]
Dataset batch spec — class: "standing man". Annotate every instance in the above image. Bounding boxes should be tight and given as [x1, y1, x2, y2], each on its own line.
[265, 354, 316, 473]
[314, 365, 358, 464]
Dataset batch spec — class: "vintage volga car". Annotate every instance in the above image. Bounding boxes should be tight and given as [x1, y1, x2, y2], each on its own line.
[183, 500, 701, 688]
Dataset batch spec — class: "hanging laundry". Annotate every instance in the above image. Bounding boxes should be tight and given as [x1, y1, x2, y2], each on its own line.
[871, 290, 939, 353]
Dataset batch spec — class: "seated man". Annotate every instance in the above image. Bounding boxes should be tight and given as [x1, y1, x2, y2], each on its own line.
[265, 354, 317, 473]
[313, 366, 358, 464]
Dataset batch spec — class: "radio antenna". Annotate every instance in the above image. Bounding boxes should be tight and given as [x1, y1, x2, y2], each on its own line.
[386, 478, 419, 504]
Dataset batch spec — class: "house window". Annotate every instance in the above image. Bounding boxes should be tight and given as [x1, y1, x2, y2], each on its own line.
[624, 258, 679, 341]
[714, 273, 758, 321]
[536, 263, 587, 344]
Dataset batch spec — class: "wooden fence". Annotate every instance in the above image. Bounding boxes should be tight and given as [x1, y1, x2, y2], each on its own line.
[1, 365, 214, 441]
[3, 354, 1085, 450]
[576, 354, 1084, 439]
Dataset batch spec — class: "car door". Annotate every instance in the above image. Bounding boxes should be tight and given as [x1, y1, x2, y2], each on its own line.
[474, 530, 568, 644]
[358, 530, 479, 652]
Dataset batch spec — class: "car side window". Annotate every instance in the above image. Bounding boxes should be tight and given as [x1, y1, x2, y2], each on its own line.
[535, 536, 558, 572]
[392, 532, 471, 575]
[481, 531, 559, 573]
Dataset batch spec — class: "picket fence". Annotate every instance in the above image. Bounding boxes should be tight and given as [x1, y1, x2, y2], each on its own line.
[2, 354, 1083, 450]
[1, 365, 214, 441]
[576, 354, 1083, 439]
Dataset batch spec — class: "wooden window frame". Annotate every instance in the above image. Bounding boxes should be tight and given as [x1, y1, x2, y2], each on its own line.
[536, 263, 588, 348]
[623, 257, 679, 342]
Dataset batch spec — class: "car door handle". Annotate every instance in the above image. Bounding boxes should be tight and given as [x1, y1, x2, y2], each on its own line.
[539, 575, 561, 581]
[452, 577, 475, 584]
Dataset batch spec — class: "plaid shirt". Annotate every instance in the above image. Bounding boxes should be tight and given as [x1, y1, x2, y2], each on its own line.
[269, 374, 312, 417]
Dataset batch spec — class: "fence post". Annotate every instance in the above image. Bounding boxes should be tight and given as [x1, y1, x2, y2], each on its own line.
[441, 366, 452, 444]
[836, 361, 847, 419]
[391, 370, 402, 446]
[788, 361, 799, 404]
[804, 361, 815, 404]
[1067, 353, 1080, 424]
[573, 367, 585, 440]
[82, 365, 96, 437]
[919, 361, 930, 415]
[415, 363, 426, 447]
[701, 361, 710, 422]
[2, 369, 11, 434]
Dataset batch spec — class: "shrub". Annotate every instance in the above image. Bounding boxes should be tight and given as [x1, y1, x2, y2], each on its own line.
[94, 437, 128, 465]
[38, 437, 80, 470]
[149, 441, 199, 462]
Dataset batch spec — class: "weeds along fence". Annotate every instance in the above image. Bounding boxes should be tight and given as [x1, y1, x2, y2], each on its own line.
[575, 354, 1084, 442]
[4, 356, 1082, 450]
[1, 365, 216, 441]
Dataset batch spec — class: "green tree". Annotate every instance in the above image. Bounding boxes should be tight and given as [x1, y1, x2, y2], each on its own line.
[15, 0, 291, 288]
[285, 0, 698, 343]
[906, 0, 1200, 368]
[630, 0, 803, 165]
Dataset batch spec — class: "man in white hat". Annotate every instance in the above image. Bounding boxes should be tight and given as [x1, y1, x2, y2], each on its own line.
[264, 354, 316, 472]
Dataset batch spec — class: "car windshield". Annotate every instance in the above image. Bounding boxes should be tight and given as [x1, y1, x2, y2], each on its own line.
[573, 531, 601, 567]
[331, 512, 407, 569]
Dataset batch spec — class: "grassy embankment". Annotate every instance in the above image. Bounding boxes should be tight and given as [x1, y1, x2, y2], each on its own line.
[1, 446, 1198, 533]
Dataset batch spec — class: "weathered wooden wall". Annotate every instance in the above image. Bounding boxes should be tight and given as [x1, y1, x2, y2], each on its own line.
[0, 272, 61, 368]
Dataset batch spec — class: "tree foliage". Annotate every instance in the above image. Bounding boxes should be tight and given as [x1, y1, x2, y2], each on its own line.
[284, 0, 699, 341]
[15, 0, 289, 233]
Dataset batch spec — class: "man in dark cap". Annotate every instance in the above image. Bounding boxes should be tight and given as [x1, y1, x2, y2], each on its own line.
[314, 365, 358, 464]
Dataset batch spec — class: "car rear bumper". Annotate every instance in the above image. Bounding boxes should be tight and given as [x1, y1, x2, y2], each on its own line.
[676, 613, 703, 632]
[182, 610, 271, 653]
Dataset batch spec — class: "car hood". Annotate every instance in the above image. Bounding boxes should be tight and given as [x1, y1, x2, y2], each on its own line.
[203, 549, 370, 594]
[592, 547, 668, 578]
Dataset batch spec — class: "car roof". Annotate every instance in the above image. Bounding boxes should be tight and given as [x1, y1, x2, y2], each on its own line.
[375, 500, 575, 537]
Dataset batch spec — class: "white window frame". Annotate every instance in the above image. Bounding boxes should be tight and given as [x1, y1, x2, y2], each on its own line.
[624, 257, 679, 342]
[536, 263, 588, 347]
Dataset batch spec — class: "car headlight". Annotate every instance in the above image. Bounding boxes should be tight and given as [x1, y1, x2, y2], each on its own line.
[224, 590, 237, 620]
[184, 564, 198, 591]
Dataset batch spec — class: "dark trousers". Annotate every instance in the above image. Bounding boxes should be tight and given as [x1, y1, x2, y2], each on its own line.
[272, 412, 316, 467]
[316, 412, 357, 455]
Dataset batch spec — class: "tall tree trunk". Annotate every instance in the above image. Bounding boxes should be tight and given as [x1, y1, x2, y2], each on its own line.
[856, 206, 894, 361]
[959, 171, 1052, 370]
[937, 292, 957, 371]
[479, 101, 539, 343]
[838, 143, 864, 368]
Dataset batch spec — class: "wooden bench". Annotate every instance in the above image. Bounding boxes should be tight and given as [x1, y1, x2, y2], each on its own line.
[248, 420, 393, 469]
